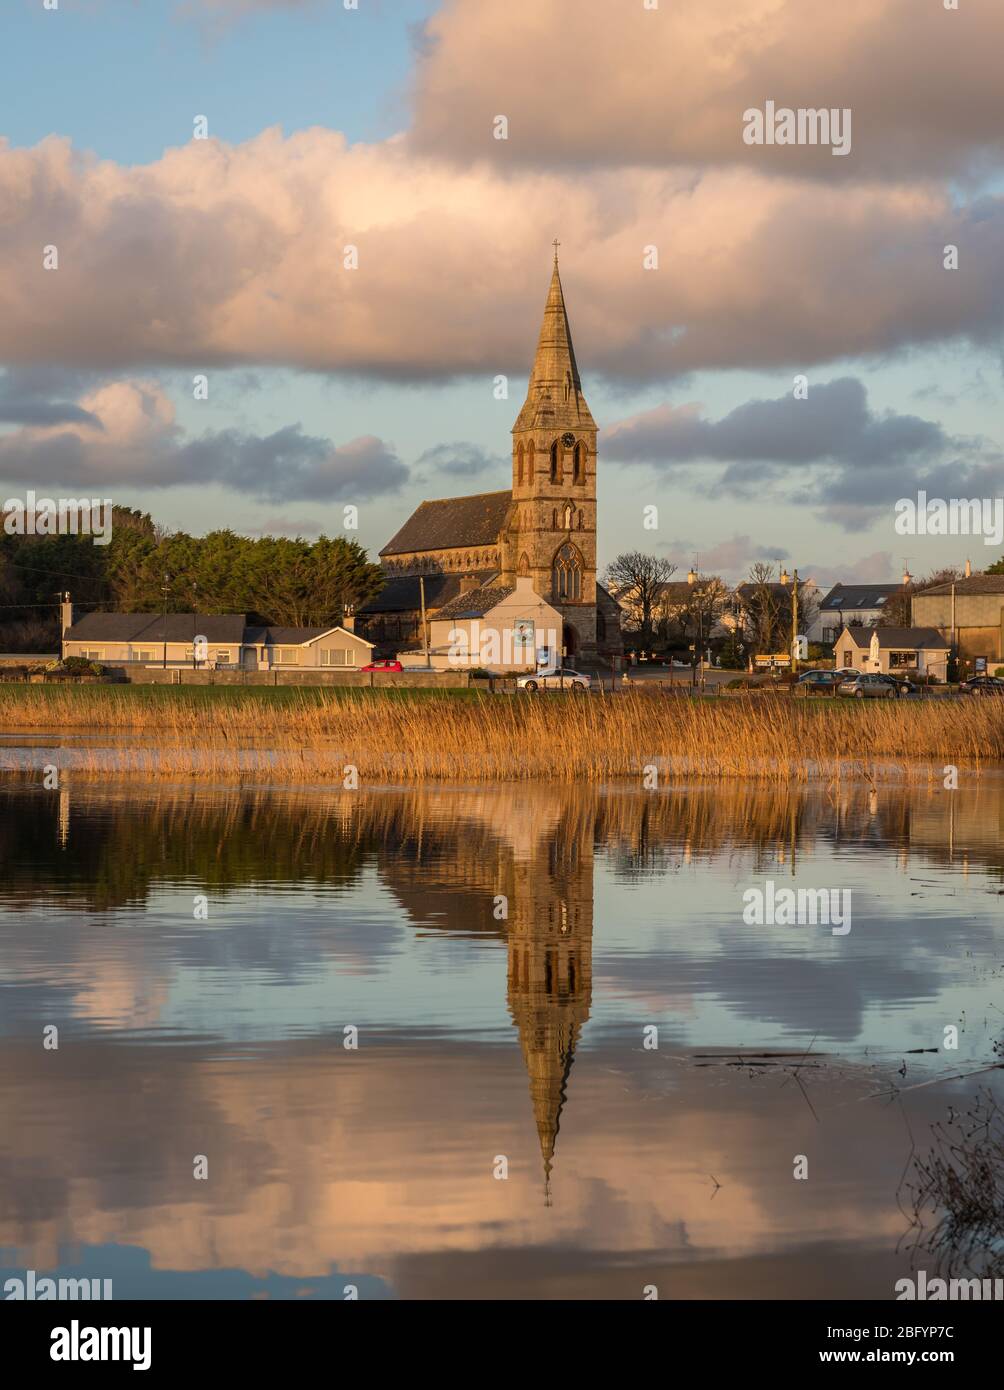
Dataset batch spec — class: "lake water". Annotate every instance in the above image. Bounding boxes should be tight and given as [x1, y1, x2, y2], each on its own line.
[2, 775, 1003, 1299]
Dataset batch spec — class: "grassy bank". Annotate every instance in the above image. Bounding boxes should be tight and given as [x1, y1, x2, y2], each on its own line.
[1, 683, 1002, 782]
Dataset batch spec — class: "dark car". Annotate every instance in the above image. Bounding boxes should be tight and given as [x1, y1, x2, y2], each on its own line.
[958, 675, 1004, 697]
[796, 670, 844, 694]
[877, 673, 919, 696]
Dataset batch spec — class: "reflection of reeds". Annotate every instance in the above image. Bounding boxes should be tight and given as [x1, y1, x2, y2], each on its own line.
[1, 686, 1003, 781]
[905, 1091, 1004, 1278]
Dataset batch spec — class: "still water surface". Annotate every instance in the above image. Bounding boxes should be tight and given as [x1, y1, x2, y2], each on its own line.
[2, 777, 1003, 1298]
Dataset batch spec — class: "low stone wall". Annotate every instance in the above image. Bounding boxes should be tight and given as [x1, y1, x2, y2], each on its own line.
[108, 667, 472, 689]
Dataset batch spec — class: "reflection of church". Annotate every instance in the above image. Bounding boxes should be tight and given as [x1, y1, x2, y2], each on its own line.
[506, 802, 593, 1203]
[356, 253, 623, 666]
[376, 788, 595, 1198]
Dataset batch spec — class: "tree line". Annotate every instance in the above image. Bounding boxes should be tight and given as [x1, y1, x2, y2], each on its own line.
[0, 508, 386, 649]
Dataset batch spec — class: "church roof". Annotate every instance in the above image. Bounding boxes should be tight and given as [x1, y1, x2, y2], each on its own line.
[379, 491, 512, 558]
[513, 254, 596, 434]
[433, 581, 515, 621]
[356, 570, 498, 615]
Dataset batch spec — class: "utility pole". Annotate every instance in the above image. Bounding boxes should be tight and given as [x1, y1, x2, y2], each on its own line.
[161, 574, 171, 669]
[791, 568, 800, 676]
[419, 575, 429, 665]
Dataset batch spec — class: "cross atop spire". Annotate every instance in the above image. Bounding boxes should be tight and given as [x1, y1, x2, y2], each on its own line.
[552, 238, 560, 263]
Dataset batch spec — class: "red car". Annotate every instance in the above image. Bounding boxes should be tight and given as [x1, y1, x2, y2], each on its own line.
[360, 659, 403, 673]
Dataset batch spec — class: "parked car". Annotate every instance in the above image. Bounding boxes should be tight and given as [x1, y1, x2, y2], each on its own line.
[516, 668, 591, 692]
[839, 673, 900, 699]
[360, 659, 403, 673]
[958, 675, 1004, 697]
[796, 670, 844, 693]
[878, 673, 918, 696]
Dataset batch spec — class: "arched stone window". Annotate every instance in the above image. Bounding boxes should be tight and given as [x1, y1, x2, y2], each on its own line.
[552, 507, 558, 529]
[573, 442, 586, 485]
[517, 552, 530, 577]
[597, 611, 607, 642]
[550, 440, 562, 484]
[527, 441, 535, 480]
[552, 542, 583, 602]
[516, 443, 524, 486]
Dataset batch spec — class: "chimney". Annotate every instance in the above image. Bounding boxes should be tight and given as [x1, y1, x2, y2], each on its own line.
[902, 567, 913, 586]
[341, 613, 356, 633]
[460, 575, 479, 594]
[965, 558, 972, 578]
[779, 568, 790, 586]
[60, 591, 73, 637]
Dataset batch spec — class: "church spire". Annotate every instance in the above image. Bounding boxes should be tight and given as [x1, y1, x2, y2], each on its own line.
[514, 248, 595, 432]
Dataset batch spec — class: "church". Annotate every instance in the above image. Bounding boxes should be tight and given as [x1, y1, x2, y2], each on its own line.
[356, 252, 624, 668]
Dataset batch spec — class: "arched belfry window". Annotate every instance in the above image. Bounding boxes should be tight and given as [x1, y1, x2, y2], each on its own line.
[550, 440, 562, 484]
[573, 442, 586, 485]
[516, 443, 524, 486]
[552, 542, 583, 602]
[527, 441, 535, 479]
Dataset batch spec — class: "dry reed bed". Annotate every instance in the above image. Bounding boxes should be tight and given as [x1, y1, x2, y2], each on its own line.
[0, 686, 1002, 782]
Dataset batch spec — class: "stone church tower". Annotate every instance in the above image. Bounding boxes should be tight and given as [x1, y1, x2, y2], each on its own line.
[500, 249, 599, 660]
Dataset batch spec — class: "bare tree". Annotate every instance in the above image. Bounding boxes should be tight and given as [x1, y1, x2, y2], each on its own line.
[604, 553, 677, 643]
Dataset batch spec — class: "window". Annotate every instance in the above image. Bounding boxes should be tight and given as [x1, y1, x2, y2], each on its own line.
[274, 648, 299, 665]
[889, 651, 915, 669]
[133, 650, 155, 662]
[80, 649, 103, 661]
[573, 442, 586, 484]
[517, 552, 530, 577]
[516, 443, 524, 486]
[215, 650, 232, 664]
[552, 543, 583, 601]
[320, 648, 353, 666]
[550, 440, 562, 484]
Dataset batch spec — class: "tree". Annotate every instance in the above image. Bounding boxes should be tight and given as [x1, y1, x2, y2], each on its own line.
[604, 553, 677, 643]
[880, 568, 962, 626]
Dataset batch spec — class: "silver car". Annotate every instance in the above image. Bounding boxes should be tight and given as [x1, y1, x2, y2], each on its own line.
[838, 673, 899, 699]
[517, 667, 591, 692]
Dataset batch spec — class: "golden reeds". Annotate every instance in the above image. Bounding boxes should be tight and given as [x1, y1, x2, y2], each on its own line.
[0, 685, 1002, 782]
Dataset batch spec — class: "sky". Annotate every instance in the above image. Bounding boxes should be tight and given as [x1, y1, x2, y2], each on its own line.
[1, 0, 1003, 586]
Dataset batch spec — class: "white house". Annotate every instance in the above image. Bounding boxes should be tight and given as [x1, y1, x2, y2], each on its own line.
[397, 575, 564, 672]
[835, 625, 950, 680]
[61, 607, 374, 670]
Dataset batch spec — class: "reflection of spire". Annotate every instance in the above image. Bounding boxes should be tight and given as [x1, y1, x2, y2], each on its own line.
[58, 787, 70, 850]
[506, 804, 594, 1202]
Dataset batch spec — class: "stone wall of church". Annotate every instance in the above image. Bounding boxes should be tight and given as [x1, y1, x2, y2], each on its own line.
[382, 547, 499, 578]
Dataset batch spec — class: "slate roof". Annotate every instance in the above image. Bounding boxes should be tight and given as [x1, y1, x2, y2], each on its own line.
[872, 626, 950, 649]
[837, 624, 949, 648]
[244, 625, 331, 645]
[919, 575, 1004, 597]
[65, 612, 247, 644]
[819, 583, 898, 610]
[433, 582, 516, 621]
[357, 571, 497, 615]
[379, 492, 512, 557]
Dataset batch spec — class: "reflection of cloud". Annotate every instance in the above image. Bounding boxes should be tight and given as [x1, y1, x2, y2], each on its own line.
[0, 1040, 923, 1296]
